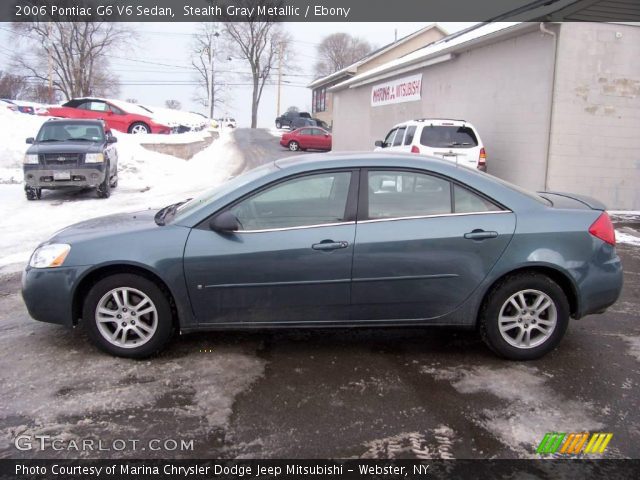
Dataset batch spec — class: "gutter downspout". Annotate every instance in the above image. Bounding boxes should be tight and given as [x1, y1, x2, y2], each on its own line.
[540, 22, 558, 192]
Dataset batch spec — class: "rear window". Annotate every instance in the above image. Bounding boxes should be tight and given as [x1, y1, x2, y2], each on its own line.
[420, 126, 478, 149]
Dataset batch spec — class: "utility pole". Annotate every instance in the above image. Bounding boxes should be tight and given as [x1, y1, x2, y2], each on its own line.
[276, 41, 283, 117]
[47, 23, 53, 103]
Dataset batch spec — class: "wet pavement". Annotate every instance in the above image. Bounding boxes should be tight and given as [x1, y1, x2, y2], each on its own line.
[1, 129, 639, 459]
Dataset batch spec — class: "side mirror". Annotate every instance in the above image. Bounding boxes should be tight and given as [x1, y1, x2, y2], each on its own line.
[324, 133, 329, 137]
[210, 211, 240, 233]
[374, 140, 383, 147]
[107, 136, 118, 144]
[26, 137, 34, 144]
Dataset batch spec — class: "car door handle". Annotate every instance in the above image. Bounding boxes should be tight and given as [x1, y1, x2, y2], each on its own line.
[312, 240, 349, 251]
[464, 229, 498, 240]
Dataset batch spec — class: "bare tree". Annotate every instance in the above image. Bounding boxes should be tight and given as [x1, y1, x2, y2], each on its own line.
[191, 22, 225, 119]
[286, 105, 299, 113]
[314, 33, 374, 78]
[0, 72, 29, 99]
[225, 16, 292, 128]
[12, 22, 132, 101]
[126, 98, 138, 104]
[165, 99, 182, 110]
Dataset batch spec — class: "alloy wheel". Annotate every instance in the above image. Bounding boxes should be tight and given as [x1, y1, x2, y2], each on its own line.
[497, 289, 557, 349]
[95, 287, 158, 348]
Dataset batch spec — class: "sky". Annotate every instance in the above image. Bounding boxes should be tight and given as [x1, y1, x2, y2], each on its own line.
[0, 22, 476, 128]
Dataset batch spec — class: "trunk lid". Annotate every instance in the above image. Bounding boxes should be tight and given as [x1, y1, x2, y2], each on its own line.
[537, 191, 606, 210]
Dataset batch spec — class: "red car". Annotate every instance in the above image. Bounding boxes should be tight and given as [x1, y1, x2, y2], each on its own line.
[42, 98, 172, 134]
[280, 127, 332, 152]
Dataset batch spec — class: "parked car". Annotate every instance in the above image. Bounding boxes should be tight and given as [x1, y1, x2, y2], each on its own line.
[21, 153, 622, 359]
[375, 119, 487, 171]
[0, 99, 18, 113]
[275, 111, 311, 129]
[139, 105, 208, 133]
[42, 98, 172, 134]
[23, 119, 118, 200]
[1, 98, 34, 114]
[280, 127, 332, 152]
[290, 117, 317, 129]
[219, 117, 237, 128]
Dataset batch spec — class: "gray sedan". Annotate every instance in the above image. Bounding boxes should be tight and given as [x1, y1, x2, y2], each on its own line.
[22, 153, 623, 360]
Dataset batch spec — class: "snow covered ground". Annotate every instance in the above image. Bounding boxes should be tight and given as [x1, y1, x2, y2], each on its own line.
[0, 110, 242, 272]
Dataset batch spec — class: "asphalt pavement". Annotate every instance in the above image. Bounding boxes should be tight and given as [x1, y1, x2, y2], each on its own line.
[1, 128, 639, 459]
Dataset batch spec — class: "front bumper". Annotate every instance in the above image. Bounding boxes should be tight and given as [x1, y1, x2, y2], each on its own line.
[21, 265, 91, 326]
[23, 166, 107, 188]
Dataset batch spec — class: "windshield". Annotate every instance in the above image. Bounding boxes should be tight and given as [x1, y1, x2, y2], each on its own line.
[169, 162, 278, 223]
[36, 123, 104, 142]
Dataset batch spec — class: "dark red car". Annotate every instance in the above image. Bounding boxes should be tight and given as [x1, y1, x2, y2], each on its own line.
[42, 98, 172, 134]
[280, 127, 332, 152]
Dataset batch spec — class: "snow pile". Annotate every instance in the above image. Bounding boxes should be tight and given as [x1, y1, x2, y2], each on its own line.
[0, 129, 243, 271]
[0, 109, 48, 184]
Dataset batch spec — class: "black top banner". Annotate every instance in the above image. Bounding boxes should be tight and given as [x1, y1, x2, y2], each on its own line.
[2, 0, 640, 22]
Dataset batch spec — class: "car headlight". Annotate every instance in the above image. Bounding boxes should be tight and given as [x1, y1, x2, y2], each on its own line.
[29, 244, 71, 268]
[23, 154, 39, 164]
[85, 153, 104, 164]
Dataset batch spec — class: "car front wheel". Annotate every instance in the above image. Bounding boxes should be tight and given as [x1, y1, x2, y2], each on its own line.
[275, 121, 282, 129]
[288, 141, 300, 151]
[83, 273, 174, 358]
[479, 272, 569, 360]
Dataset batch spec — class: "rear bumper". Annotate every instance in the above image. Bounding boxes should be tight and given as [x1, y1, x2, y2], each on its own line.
[21, 265, 91, 326]
[577, 253, 623, 318]
[23, 165, 107, 188]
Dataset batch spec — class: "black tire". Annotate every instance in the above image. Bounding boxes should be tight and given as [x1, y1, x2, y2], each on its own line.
[479, 272, 570, 360]
[96, 166, 111, 198]
[36, 188, 42, 199]
[82, 273, 174, 358]
[128, 122, 150, 134]
[110, 171, 118, 188]
[288, 141, 300, 152]
[25, 187, 38, 201]
[275, 121, 282, 129]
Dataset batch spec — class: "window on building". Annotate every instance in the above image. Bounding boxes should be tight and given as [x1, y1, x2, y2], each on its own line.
[314, 87, 327, 113]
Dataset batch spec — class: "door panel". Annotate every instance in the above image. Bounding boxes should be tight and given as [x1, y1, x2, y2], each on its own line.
[352, 211, 515, 321]
[352, 213, 515, 320]
[183, 224, 355, 324]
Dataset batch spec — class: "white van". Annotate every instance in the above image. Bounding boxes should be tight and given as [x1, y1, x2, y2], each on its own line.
[375, 118, 486, 171]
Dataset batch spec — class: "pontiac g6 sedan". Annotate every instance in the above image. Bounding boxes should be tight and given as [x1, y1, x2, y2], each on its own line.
[22, 153, 622, 360]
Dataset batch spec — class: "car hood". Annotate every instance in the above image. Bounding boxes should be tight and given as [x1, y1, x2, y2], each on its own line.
[28, 142, 103, 155]
[50, 210, 160, 243]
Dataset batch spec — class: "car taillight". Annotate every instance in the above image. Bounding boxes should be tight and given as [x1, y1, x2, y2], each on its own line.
[478, 148, 487, 169]
[589, 212, 615, 246]
[411, 145, 420, 154]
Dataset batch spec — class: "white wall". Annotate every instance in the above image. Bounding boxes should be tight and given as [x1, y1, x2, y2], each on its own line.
[547, 23, 640, 209]
[332, 26, 557, 191]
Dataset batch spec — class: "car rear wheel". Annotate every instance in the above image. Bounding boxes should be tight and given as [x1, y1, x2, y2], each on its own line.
[479, 272, 569, 360]
[83, 274, 174, 358]
[128, 122, 150, 134]
[288, 141, 300, 151]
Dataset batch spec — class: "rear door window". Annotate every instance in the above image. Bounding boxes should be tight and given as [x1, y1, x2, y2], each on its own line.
[367, 170, 452, 220]
[404, 126, 417, 145]
[420, 126, 478, 148]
